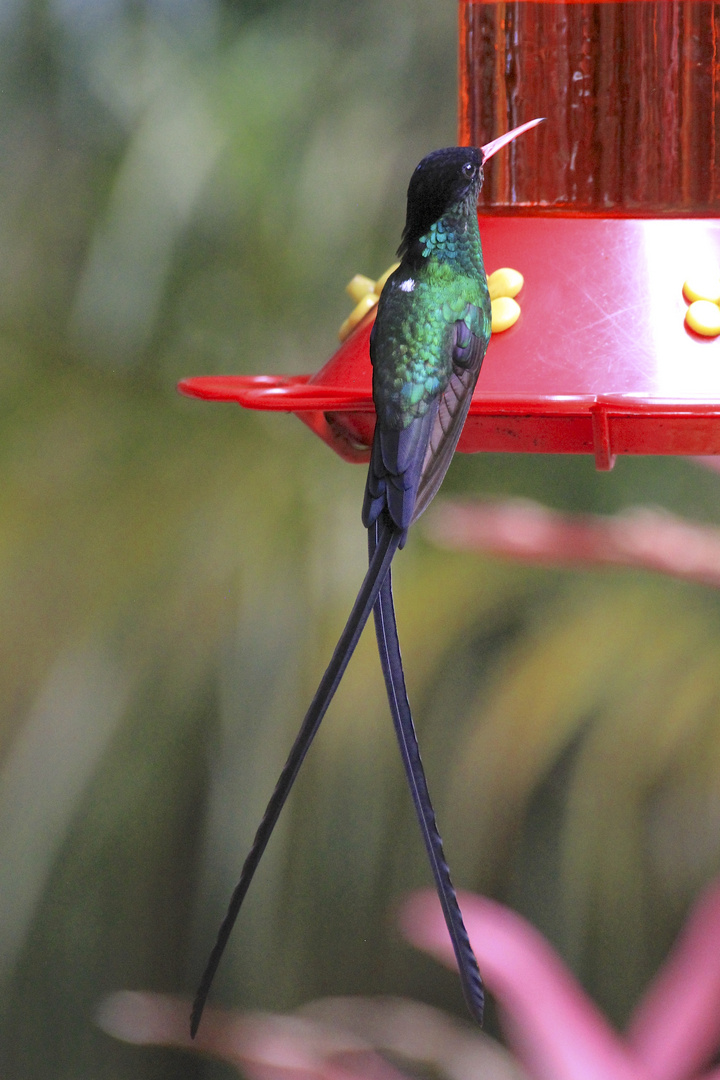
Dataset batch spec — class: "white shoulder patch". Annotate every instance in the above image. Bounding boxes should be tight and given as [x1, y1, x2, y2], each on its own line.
[398, 278, 415, 293]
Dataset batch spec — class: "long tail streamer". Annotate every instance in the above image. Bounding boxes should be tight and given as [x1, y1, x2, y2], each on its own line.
[369, 518, 485, 1025]
[191, 522, 401, 1037]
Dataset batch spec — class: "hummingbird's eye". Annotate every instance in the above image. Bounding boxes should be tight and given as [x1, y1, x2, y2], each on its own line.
[462, 162, 476, 178]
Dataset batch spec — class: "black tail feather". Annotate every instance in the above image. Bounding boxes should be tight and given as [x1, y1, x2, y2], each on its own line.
[191, 521, 401, 1037]
[369, 519, 485, 1025]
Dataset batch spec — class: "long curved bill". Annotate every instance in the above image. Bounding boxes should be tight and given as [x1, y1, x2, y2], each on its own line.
[480, 117, 545, 163]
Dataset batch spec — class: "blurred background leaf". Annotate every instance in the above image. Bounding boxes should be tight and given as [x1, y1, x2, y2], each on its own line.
[4, 2, 720, 1078]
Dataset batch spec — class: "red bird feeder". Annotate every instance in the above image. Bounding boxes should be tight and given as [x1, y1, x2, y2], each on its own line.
[180, 0, 720, 472]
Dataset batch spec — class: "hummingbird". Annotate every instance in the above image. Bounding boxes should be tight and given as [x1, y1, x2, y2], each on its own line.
[191, 118, 543, 1037]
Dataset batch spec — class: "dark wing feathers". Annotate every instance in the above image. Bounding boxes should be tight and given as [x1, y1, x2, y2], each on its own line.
[363, 405, 438, 541]
[411, 324, 486, 523]
[363, 303, 489, 538]
[453, 317, 475, 367]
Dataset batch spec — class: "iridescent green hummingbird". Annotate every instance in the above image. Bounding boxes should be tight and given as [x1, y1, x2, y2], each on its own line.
[191, 118, 543, 1037]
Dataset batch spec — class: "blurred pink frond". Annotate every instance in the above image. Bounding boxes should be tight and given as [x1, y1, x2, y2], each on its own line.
[98, 992, 410, 1080]
[426, 498, 720, 588]
[400, 891, 644, 1080]
[626, 877, 720, 1080]
[98, 880, 720, 1080]
[400, 877, 720, 1080]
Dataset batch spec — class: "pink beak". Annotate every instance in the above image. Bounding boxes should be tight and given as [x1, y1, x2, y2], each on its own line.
[480, 117, 545, 163]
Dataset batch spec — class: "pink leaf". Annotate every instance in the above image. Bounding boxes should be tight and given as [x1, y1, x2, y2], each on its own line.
[626, 877, 720, 1080]
[400, 890, 649, 1080]
[426, 499, 720, 589]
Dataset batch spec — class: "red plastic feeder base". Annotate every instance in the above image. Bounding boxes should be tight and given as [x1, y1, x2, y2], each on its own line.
[179, 217, 720, 471]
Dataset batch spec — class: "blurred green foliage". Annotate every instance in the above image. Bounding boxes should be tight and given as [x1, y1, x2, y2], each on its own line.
[4, 2, 720, 1078]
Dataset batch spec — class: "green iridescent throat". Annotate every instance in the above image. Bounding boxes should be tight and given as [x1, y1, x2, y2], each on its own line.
[417, 197, 483, 276]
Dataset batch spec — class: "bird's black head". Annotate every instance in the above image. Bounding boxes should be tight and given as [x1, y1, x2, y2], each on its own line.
[397, 146, 483, 260]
